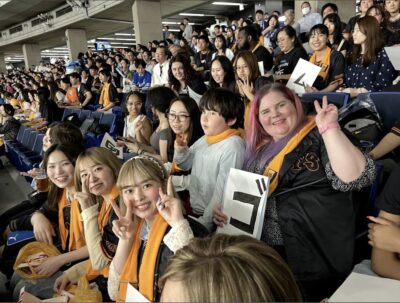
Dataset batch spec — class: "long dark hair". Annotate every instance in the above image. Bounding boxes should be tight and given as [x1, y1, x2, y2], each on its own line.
[168, 53, 197, 92]
[169, 96, 204, 146]
[209, 56, 235, 89]
[323, 13, 343, 45]
[43, 143, 84, 210]
[347, 16, 383, 67]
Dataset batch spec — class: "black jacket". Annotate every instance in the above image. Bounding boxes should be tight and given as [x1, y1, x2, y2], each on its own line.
[271, 129, 375, 283]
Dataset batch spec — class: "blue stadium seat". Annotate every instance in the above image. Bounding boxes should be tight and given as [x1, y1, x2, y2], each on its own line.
[100, 113, 117, 136]
[301, 92, 350, 108]
[21, 133, 44, 171]
[80, 110, 92, 122]
[91, 111, 103, 121]
[362, 92, 400, 132]
[61, 108, 75, 120]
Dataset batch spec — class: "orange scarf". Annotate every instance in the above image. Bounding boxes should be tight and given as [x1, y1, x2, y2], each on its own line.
[66, 87, 79, 104]
[58, 189, 85, 252]
[205, 128, 241, 145]
[86, 185, 120, 280]
[263, 117, 316, 197]
[99, 83, 111, 107]
[117, 213, 169, 302]
[309, 47, 331, 80]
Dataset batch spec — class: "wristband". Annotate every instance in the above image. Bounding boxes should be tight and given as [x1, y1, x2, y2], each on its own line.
[318, 122, 340, 135]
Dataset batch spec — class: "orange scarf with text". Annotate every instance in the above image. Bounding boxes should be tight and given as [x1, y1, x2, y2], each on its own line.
[309, 47, 331, 80]
[263, 117, 316, 197]
[99, 83, 111, 107]
[58, 189, 85, 252]
[205, 128, 241, 145]
[85, 185, 120, 280]
[117, 213, 169, 303]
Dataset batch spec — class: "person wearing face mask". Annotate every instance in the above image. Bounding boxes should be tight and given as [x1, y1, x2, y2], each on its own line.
[298, 1, 323, 43]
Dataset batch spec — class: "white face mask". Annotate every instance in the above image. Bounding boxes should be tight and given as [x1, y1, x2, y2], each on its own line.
[302, 7, 311, 15]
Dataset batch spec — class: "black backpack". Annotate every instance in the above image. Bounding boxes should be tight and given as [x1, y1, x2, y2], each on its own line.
[339, 97, 384, 149]
[63, 113, 81, 127]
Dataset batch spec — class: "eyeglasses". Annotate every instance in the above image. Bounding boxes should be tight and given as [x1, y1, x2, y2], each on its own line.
[167, 113, 190, 122]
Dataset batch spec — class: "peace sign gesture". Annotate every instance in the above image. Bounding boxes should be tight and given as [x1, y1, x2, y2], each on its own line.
[111, 198, 135, 240]
[157, 177, 184, 228]
[314, 96, 339, 129]
[74, 176, 96, 210]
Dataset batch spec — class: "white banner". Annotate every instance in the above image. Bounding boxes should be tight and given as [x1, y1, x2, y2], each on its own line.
[100, 133, 123, 159]
[217, 168, 269, 239]
[287, 58, 321, 95]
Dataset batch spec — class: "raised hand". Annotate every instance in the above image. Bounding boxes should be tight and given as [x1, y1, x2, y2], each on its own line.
[111, 199, 135, 240]
[157, 177, 184, 227]
[135, 115, 146, 133]
[31, 212, 56, 245]
[213, 204, 228, 227]
[74, 176, 95, 210]
[174, 135, 188, 153]
[314, 96, 339, 128]
[368, 216, 400, 252]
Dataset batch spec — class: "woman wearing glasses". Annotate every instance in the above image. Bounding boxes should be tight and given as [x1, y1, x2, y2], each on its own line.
[167, 96, 204, 202]
[168, 53, 207, 105]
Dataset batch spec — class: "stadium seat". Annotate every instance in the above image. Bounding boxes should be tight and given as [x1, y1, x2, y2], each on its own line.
[301, 92, 350, 108]
[80, 110, 92, 122]
[61, 108, 75, 121]
[362, 92, 400, 132]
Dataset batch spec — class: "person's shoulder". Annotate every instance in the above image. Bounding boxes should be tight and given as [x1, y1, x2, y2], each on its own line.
[330, 49, 345, 61]
[220, 133, 245, 147]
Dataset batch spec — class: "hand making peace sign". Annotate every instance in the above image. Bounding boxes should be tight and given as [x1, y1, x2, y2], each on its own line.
[111, 198, 135, 240]
[157, 176, 184, 228]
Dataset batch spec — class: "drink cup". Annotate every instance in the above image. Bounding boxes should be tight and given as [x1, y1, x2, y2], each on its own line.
[35, 169, 49, 192]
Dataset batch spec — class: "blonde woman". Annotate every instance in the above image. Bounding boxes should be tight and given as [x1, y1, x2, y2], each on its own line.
[160, 234, 302, 302]
[54, 147, 122, 301]
[107, 155, 193, 302]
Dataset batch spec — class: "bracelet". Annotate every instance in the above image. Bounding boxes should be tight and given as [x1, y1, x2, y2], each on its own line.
[318, 122, 340, 135]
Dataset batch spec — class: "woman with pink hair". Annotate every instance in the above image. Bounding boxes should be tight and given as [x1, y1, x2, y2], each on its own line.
[214, 83, 376, 301]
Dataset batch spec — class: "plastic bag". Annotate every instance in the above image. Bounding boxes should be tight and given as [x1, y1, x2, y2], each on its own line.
[13, 241, 61, 279]
[68, 277, 102, 303]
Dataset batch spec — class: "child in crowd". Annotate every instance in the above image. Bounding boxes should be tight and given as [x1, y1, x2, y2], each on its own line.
[173, 88, 245, 230]
[107, 155, 193, 301]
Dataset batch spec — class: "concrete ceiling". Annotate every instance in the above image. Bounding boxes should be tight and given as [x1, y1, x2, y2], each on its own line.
[0, 0, 67, 30]
[0, 0, 260, 58]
